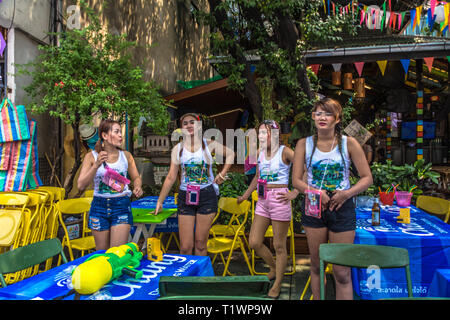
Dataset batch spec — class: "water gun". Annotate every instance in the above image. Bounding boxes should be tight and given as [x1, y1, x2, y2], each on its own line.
[102, 164, 130, 192]
[71, 242, 143, 295]
[147, 237, 163, 261]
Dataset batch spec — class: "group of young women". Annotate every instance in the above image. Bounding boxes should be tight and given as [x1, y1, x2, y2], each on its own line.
[77, 97, 373, 300]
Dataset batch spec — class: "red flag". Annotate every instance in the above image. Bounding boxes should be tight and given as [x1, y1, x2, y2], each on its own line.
[354, 62, 365, 77]
[310, 64, 320, 75]
[424, 57, 434, 72]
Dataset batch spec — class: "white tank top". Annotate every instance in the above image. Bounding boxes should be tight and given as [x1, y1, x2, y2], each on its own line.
[305, 135, 351, 191]
[177, 139, 215, 191]
[92, 150, 132, 198]
[258, 145, 291, 185]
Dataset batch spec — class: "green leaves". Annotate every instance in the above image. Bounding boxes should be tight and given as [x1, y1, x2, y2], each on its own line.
[15, 2, 170, 136]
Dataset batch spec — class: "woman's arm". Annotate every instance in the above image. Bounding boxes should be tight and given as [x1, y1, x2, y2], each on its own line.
[125, 151, 143, 198]
[329, 137, 373, 211]
[237, 165, 260, 203]
[77, 151, 105, 191]
[154, 145, 181, 214]
[209, 140, 235, 185]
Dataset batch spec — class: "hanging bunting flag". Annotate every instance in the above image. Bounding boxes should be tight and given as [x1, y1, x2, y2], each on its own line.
[309, 64, 320, 75]
[431, 0, 437, 18]
[424, 57, 434, 72]
[381, 1, 386, 31]
[377, 60, 388, 76]
[410, 9, 416, 31]
[354, 62, 364, 77]
[0, 32, 5, 57]
[332, 63, 342, 72]
[447, 56, 450, 63]
[400, 59, 410, 74]
[327, 0, 330, 15]
[416, 6, 423, 27]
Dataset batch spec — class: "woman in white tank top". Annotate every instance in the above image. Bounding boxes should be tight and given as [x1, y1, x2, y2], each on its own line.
[292, 98, 372, 300]
[154, 113, 235, 257]
[238, 120, 300, 299]
[77, 119, 143, 251]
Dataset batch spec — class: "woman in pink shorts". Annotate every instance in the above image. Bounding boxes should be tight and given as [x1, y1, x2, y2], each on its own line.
[238, 120, 299, 299]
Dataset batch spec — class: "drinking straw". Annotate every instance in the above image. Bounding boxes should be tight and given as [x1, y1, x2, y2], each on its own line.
[409, 186, 417, 193]
[378, 187, 382, 193]
[393, 184, 399, 192]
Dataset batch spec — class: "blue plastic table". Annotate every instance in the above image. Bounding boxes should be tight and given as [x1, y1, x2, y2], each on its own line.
[352, 205, 450, 299]
[0, 251, 214, 300]
[427, 268, 450, 298]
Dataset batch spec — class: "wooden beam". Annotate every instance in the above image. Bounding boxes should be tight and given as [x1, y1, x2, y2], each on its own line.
[164, 78, 229, 102]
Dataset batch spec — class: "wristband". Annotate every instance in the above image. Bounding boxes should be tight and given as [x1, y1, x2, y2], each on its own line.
[218, 172, 227, 180]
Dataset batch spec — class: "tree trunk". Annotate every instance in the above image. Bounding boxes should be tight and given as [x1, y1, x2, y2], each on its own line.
[63, 122, 82, 198]
[208, 0, 262, 121]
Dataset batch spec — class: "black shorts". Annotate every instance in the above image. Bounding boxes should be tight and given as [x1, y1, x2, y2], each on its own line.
[177, 185, 218, 216]
[301, 193, 356, 233]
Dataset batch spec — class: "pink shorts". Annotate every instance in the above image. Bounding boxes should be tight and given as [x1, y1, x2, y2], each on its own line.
[255, 188, 292, 221]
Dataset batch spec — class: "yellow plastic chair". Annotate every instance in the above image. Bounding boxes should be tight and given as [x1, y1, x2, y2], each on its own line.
[56, 197, 95, 263]
[207, 198, 253, 276]
[250, 190, 296, 276]
[84, 189, 94, 198]
[37, 186, 65, 271]
[209, 197, 250, 253]
[300, 264, 333, 300]
[0, 193, 30, 250]
[416, 195, 449, 223]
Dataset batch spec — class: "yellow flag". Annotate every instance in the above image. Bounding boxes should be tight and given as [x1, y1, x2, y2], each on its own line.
[445, 3, 450, 27]
[377, 60, 388, 76]
[416, 6, 422, 27]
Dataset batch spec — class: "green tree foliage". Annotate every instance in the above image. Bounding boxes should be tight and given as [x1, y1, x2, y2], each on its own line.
[16, 2, 170, 194]
[199, 0, 356, 136]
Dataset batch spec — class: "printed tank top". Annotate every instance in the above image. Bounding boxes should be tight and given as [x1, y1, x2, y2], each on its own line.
[92, 150, 132, 198]
[177, 139, 215, 191]
[258, 145, 291, 185]
[305, 135, 351, 191]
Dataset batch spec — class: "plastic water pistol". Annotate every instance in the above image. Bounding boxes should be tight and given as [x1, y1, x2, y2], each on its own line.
[71, 242, 143, 295]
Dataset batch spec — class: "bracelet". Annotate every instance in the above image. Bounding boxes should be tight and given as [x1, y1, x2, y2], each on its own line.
[218, 172, 227, 180]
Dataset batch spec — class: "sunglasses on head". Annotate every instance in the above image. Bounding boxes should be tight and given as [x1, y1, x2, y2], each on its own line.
[261, 120, 279, 129]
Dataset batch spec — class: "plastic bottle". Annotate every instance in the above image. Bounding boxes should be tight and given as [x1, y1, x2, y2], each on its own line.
[372, 197, 380, 226]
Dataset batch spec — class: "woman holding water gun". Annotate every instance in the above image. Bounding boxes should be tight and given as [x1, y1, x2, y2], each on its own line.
[237, 119, 299, 299]
[292, 98, 372, 300]
[154, 113, 234, 256]
[78, 119, 143, 250]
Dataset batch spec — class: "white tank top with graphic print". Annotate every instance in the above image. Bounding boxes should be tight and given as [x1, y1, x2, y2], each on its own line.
[177, 139, 215, 191]
[305, 135, 351, 191]
[258, 145, 291, 185]
[92, 150, 132, 198]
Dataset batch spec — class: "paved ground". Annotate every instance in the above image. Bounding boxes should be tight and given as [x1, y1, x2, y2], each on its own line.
[166, 248, 337, 300]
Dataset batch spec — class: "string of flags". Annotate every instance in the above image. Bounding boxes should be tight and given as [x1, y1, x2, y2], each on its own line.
[323, 0, 450, 35]
[308, 56, 450, 78]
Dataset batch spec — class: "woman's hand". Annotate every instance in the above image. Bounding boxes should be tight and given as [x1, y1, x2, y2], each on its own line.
[329, 190, 350, 211]
[133, 186, 143, 198]
[320, 191, 331, 211]
[275, 190, 297, 203]
[95, 151, 108, 168]
[237, 195, 247, 204]
[153, 202, 163, 215]
[213, 171, 228, 185]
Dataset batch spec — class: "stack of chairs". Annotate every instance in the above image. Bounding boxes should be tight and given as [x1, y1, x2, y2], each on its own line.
[0, 186, 66, 285]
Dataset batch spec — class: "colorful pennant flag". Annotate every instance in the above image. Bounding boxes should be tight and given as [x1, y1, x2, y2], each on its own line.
[332, 63, 342, 72]
[0, 32, 5, 57]
[354, 62, 364, 77]
[400, 59, 410, 74]
[424, 57, 434, 72]
[310, 64, 320, 75]
[377, 60, 388, 76]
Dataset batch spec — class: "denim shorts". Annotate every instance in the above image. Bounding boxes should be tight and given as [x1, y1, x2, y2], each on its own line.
[177, 185, 218, 216]
[88, 196, 133, 231]
[301, 192, 356, 233]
